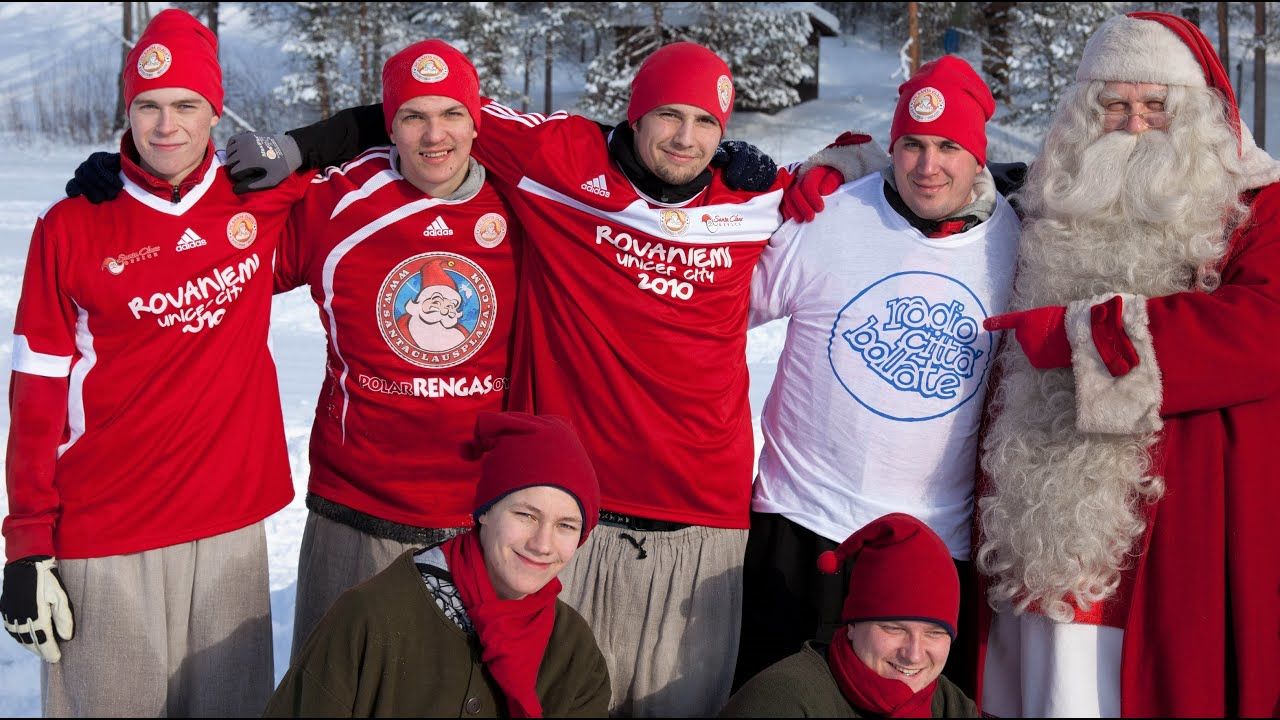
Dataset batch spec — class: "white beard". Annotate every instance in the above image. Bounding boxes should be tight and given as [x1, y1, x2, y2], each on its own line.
[977, 87, 1246, 622]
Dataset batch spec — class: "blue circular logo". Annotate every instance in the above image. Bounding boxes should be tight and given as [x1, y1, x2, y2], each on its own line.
[828, 271, 992, 422]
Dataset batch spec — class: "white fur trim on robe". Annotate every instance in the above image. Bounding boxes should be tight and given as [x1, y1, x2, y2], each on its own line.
[1066, 293, 1163, 434]
[798, 132, 891, 182]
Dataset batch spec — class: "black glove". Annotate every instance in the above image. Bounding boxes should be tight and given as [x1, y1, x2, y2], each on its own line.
[65, 151, 123, 204]
[988, 161, 1029, 198]
[1, 556, 74, 663]
[712, 140, 778, 192]
[225, 132, 303, 193]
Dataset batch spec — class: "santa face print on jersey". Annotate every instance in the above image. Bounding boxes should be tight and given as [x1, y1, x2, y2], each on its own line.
[378, 252, 497, 369]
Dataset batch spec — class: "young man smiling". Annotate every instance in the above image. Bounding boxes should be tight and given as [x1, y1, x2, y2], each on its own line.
[272, 39, 521, 660]
[0, 9, 309, 716]
[723, 513, 979, 717]
[737, 55, 1018, 695]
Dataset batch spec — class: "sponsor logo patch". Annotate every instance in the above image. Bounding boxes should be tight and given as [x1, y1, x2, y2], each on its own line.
[473, 213, 507, 248]
[908, 87, 945, 122]
[136, 44, 172, 79]
[227, 212, 258, 249]
[412, 54, 449, 83]
[701, 212, 743, 234]
[377, 252, 497, 369]
[101, 244, 161, 275]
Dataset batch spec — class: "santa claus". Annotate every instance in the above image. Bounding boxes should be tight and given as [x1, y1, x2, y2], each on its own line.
[976, 11, 1280, 718]
[398, 258, 468, 352]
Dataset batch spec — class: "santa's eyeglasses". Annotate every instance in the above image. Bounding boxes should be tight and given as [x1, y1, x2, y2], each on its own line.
[1099, 109, 1174, 130]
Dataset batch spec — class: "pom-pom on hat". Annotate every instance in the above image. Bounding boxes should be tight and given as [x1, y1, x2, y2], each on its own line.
[1076, 11, 1241, 154]
[466, 412, 600, 545]
[124, 9, 223, 115]
[627, 42, 735, 129]
[817, 513, 960, 638]
[382, 39, 482, 135]
[889, 55, 995, 166]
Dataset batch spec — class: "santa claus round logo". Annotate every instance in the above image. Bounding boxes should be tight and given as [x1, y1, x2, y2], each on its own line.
[136, 44, 172, 79]
[658, 208, 688, 236]
[473, 213, 507, 248]
[412, 54, 449, 83]
[378, 252, 496, 369]
[226, 212, 258, 249]
[908, 87, 945, 122]
[716, 75, 734, 114]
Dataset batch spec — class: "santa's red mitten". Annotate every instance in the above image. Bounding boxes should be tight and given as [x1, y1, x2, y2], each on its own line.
[984, 306, 1071, 369]
[1089, 295, 1139, 377]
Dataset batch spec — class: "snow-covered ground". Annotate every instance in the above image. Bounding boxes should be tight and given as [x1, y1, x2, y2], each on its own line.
[1, 3, 1277, 716]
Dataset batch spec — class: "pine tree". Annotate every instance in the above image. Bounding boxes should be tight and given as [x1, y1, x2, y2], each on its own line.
[1004, 2, 1111, 126]
[417, 2, 521, 104]
[689, 4, 814, 112]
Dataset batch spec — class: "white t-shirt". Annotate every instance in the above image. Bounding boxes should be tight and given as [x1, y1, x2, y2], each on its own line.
[750, 173, 1019, 557]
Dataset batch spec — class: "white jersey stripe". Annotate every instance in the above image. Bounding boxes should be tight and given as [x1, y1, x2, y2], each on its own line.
[121, 154, 224, 216]
[12, 335, 72, 377]
[320, 196, 444, 441]
[57, 304, 95, 458]
[330, 169, 398, 219]
[315, 149, 392, 183]
[515, 176, 783, 245]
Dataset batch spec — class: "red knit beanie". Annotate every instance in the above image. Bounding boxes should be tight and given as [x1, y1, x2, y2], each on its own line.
[627, 42, 735, 129]
[124, 9, 223, 115]
[467, 412, 600, 545]
[890, 55, 994, 166]
[382, 39, 482, 135]
[817, 513, 960, 638]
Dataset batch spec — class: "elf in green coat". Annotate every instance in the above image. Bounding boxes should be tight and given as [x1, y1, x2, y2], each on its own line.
[265, 412, 610, 718]
[723, 513, 980, 718]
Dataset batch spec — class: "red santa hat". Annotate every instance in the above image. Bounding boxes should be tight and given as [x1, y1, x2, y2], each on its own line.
[1076, 12, 1241, 154]
[817, 513, 959, 638]
[890, 55, 995, 166]
[627, 42, 735, 129]
[124, 9, 223, 115]
[416, 258, 461, 302]
[382, 39, 482, 134]
[467, 412, 600, 546]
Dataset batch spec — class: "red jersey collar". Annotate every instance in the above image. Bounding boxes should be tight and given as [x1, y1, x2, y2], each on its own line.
[119, 129, 217, 201]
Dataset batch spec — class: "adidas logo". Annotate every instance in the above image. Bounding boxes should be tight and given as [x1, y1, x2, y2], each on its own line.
[422, 216, 454, 237]
[176, 227, 207, 252]
[580, 174, 610, 198]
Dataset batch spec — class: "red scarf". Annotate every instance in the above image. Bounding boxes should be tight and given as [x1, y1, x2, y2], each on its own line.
[827, 635, 937, 718]
[442, 532, 561, 718]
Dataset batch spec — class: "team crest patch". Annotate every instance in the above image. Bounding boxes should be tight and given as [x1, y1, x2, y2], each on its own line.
[136, 44, 172, 79]
[227, 212, 258, 249]
[716, 75, 734, 113]
[908, 87, 945, 122]
[473, 213, 507, 248]
[658, 208, 688, 236]
[378, 252, 496, 369]
[412, 54, 449, 83]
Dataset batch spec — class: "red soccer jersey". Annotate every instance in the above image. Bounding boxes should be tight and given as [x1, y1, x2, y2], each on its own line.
[275, 148, 520, 529]
[6, 149, 307, 560]
[474, 102, 787, 528]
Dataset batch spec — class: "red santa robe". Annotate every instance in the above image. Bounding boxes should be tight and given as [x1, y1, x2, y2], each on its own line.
[976, 150, 1280, 718]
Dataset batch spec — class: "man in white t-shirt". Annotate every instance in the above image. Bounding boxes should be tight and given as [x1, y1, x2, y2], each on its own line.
[734, 55, 1019, 697]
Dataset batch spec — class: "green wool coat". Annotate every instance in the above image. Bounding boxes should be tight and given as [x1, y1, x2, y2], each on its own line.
[264, 550, 611, 718]
[720, 641, 980, 718]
